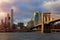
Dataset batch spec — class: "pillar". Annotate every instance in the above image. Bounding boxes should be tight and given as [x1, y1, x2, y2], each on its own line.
[41, 12, 44, 33]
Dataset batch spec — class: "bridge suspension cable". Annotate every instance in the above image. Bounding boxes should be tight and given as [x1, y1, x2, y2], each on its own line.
[51, 14, 60, 20]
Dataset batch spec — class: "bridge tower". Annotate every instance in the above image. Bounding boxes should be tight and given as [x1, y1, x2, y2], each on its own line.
[34, 12, 51, 33]
[41, 12, 51, 33]
[44, 13, 51, 22]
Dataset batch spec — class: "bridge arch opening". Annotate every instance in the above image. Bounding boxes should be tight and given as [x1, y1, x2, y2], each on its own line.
[49, 20, 60, 32]
[48, 20, 60, 29]
[54, 21, 60, 25]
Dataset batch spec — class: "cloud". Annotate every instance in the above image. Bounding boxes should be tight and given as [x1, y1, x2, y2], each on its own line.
[1, 0, 60, 22]
[0, 0, 44, 23]
[42, 0, 60, 13]
[0, 0, 16, 4]
[0, 2, 12, 12]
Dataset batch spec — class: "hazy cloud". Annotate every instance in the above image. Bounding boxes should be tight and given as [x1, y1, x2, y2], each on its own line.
[42, 0, 60, 13]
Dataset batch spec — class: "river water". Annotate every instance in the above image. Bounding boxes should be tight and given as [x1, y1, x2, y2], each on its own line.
[0, 32, 60, 40]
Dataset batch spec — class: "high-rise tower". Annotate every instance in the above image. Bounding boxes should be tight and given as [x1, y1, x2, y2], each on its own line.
[34, 12, 39, 25]
[10, 9, 14, 29]
[34, 12, 42, 26]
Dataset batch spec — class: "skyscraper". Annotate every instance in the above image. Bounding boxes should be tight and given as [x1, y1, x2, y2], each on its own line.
[6, 13, 10, 25]
[1, 19, 4, 24]
[18, 22, 24, 30]
[34, 12, 42, 25]
[4, 13, 10, 32]
[34, 12, 39, 25]
[10, 9, 14, 29]
[27, 18, 34, 28]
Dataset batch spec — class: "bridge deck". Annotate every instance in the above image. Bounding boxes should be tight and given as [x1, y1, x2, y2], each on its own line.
[34, 18, 60, 27]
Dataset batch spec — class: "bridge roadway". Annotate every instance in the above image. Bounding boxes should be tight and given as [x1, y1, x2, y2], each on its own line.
[34, 18, 60, 27]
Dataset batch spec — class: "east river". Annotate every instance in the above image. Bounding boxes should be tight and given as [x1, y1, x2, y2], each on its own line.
[0, 32, 60, 40]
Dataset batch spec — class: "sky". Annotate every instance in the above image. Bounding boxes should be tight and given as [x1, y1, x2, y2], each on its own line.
[0, 0, 60, 23]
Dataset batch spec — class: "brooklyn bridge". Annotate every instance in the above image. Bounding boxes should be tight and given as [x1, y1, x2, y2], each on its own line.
[31, 12, 60, 33]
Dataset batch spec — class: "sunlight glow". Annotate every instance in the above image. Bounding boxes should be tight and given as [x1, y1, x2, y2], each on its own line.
[0, 0, 15, 4]
[0, 0, 8, 3]
[0, 12, 7, 19]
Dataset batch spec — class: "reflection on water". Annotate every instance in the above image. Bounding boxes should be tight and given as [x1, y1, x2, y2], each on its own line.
[0, 33, 8, 40]
[0, 32, 60, 40]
